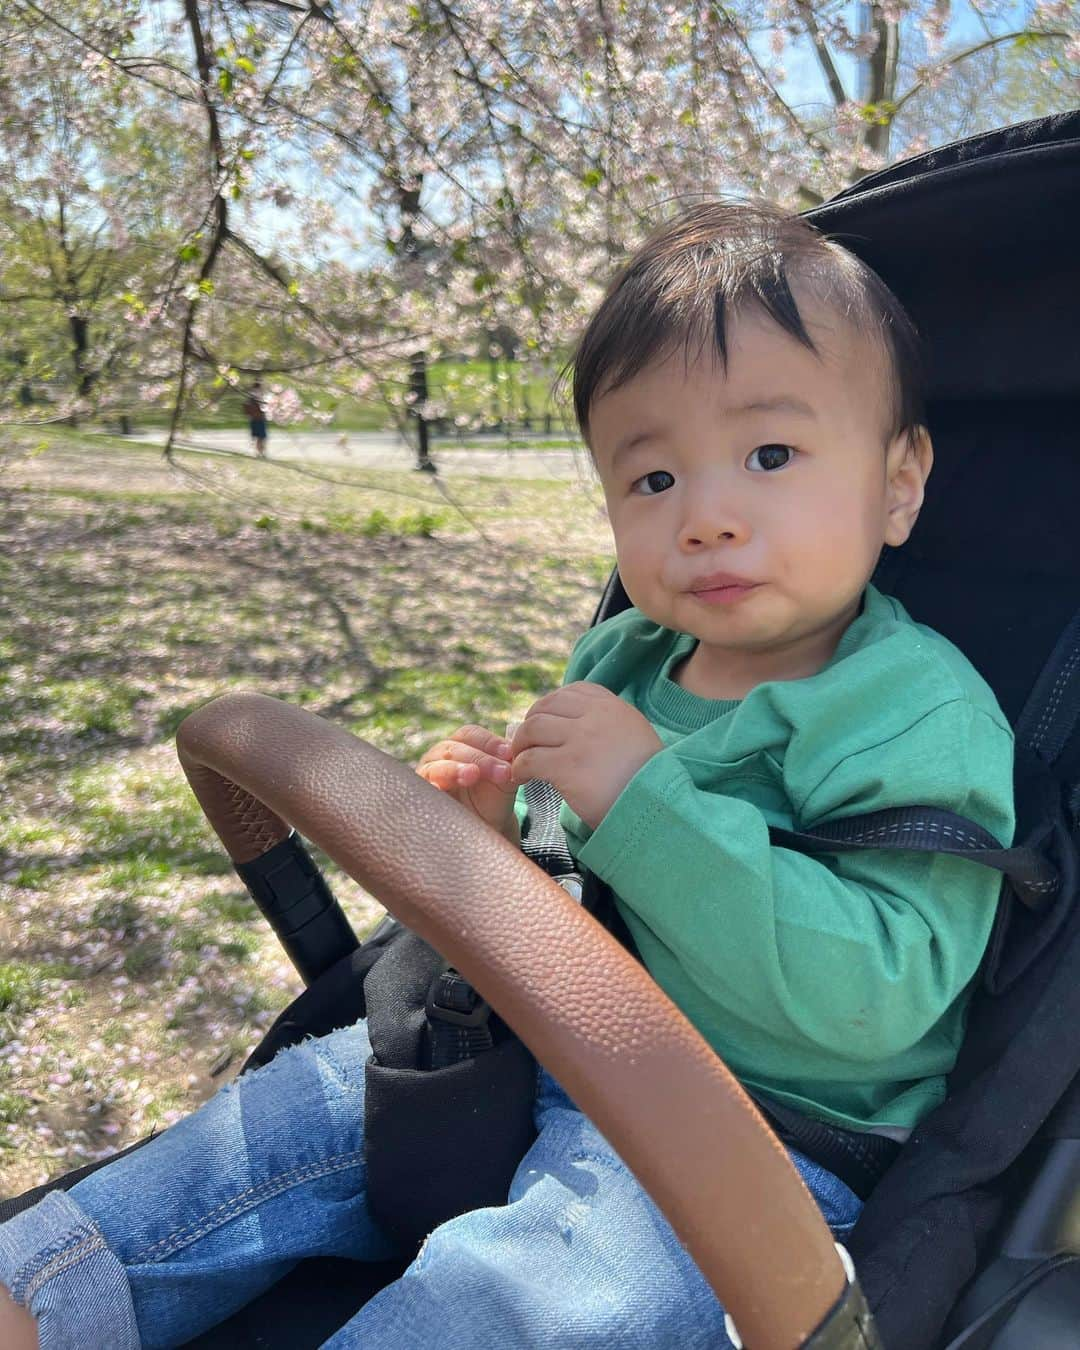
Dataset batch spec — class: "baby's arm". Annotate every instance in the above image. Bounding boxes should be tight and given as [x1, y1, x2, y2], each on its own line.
[572, 701, 1013, 1064]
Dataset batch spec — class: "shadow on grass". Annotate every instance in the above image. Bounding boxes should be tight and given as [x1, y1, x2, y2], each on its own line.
[0, 454, 608, 1191]
[1, 488, 603, 787]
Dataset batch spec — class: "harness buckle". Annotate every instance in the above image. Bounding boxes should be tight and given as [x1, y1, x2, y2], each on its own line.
[424, 967, 495, 1068]
[425, 967, 493, 1028]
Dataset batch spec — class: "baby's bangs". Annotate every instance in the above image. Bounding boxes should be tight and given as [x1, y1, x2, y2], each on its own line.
[571, 200, 923, 445]
[574, 248, 822, 428]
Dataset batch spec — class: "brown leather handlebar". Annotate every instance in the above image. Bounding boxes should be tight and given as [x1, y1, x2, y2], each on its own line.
[177, 692, 847, 1349]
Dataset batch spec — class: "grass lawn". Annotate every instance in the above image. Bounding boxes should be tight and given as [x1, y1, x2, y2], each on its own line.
[0, 426, 612, 1197]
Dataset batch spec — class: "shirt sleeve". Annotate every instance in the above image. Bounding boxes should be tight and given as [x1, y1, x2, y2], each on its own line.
[576, 699, 1015, 1065]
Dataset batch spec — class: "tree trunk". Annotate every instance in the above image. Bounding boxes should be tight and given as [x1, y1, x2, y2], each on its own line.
[410, 349, 435, 472]
[863, 3, 900, 162]
[398, 176, 435, 472]
[69, 312, 94, 398]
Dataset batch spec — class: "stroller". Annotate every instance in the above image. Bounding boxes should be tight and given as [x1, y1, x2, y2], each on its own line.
[4, 110, 1080, 1349]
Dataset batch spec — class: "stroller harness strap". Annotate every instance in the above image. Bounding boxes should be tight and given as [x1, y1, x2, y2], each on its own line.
[768, 806, 1057, 909]
[520, 775, 1056, 907]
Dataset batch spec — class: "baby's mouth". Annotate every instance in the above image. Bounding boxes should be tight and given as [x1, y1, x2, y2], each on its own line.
[686, 573, 762, 606]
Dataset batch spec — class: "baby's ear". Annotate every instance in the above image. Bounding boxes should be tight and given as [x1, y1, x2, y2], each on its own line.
[884, 425, 933, 547]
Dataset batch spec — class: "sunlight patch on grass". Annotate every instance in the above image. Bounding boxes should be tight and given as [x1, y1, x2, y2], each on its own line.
[40, 678, 142, 737]
[67, 757, 221, 869]
[0, 962, 44, 1016]
[345, 661, 565, 760]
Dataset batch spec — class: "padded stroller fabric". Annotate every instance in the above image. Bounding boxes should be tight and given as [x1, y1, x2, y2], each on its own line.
[239, 920, 537, 1255]
[844, 731, 1080, 1347]
[361, 928, 537, 1251]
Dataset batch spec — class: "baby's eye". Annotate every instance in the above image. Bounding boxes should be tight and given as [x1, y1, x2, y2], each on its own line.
[746, 444, 795, 472]
[632, 470, 675, 495]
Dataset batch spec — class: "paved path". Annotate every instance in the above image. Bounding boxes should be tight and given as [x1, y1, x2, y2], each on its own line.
[126, 428, 592, 481]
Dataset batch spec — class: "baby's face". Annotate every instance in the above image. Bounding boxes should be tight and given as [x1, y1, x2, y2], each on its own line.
[588, 299, 927, 693]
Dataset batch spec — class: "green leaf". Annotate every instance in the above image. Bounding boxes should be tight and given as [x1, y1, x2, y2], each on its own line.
[218, 69, 234, 96]
[859, 100, 896, 126]
[581, 168, 603, 189]
[235, 56, 255, 74]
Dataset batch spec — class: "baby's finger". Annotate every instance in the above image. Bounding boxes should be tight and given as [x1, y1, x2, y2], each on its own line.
[509, 711, 571, 757]
[520, 684, 591, 719]
[418, 738, 489, 769]
[419, 744, 513, 787]
[509, 745, 559, 786]
[448, 724, 513, 761]
[418, 759, 481, 791]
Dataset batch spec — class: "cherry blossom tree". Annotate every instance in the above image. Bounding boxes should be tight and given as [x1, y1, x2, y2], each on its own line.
[0, 1, 1076, 460]
[0, 3, 198, 421]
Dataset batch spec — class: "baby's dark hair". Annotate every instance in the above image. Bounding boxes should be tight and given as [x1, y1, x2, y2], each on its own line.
[571, 200, 924, 449]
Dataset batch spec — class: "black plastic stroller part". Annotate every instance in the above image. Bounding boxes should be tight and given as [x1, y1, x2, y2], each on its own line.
[803, 1276, 883, 1350]
[234, 831, 359, 986]
[359, 924, 538, 1251]
[5, 110, 1080, 1348]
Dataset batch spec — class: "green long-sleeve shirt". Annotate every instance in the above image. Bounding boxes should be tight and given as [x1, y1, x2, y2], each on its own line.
[535, 585, 1014, 1132]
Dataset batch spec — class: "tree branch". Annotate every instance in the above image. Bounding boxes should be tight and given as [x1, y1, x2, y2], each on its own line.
[166, 0, 230, 457]
[794, 1, 848, 107]
[891, 27, 1070, 120]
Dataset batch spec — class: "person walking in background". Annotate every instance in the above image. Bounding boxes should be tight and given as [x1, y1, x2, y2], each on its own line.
[243, 380, 268, 458]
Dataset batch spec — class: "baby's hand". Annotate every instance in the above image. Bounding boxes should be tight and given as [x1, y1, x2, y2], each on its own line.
[510, 684, 663, 830]
[417, 725, 520, 842]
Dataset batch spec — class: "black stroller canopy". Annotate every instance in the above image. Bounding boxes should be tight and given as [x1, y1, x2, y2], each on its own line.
[809, 109, 1080, 405]
[814, 112, 1080, 730]
[818, 111, 1080, 733]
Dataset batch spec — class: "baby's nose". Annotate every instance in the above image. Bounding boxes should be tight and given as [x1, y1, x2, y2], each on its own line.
[679, 509, 750, 548]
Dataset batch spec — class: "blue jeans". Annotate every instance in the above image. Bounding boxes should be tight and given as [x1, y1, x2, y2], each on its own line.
[0, 1020, 862, 1349]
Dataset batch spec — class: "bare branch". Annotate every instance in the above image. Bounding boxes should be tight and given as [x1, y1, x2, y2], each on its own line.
[891, 28, 1071, 120]
[794, 2, 849, 108]
[11, 0, 203, 104]
[166, 0, 230, 457]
